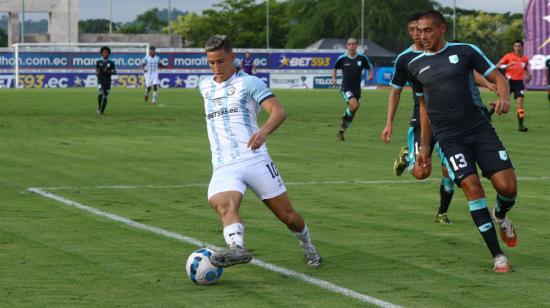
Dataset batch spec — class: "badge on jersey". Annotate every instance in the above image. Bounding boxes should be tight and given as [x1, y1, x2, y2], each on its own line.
[448, 55, 459, 64]
[357, 61, 362, 66]
[499, 150, 508, 161]
[227, 86, 236, 96]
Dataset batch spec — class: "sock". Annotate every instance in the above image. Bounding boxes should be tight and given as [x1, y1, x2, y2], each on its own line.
[468, 198, 503, 258]
[223, 223, 244, 248]
[517, 108, 525, 126]
[152, 91, 158, 103]
[341, 107, 354, 130]
[293, 224, 313, 248]
[495, 194, 516, 219]
[438, 176, 454, 214]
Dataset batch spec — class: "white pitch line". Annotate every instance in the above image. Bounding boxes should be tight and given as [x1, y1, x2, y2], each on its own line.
[33, 176, 550, 191]
[27, 187, 400, 308]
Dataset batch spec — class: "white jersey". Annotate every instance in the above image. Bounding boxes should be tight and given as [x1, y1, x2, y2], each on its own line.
[199, 71, 274, 168]
[143, 55, 160, 77]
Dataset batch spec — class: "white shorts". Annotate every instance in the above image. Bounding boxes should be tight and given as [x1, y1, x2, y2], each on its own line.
[144, 74, 159, 87]
[207, 154, 287, 201]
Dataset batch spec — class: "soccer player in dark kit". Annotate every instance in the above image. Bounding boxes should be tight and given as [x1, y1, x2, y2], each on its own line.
[409, 10, 519, 273]
[96, 46, 117, 114]
[332, 38, 373, 141]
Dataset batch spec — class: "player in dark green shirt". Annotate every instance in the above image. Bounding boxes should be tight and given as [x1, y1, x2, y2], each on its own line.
[96, 46, 117, 114]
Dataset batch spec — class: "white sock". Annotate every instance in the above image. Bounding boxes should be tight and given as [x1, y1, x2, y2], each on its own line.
[152, 91, 158, 103]
[223, 223, 244, 248]
[294, 224, 313, 248]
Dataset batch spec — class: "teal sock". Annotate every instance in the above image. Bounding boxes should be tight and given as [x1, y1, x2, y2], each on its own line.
[342, 107, 354, 129]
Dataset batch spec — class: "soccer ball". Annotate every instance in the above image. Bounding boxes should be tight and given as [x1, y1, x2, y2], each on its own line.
[186, 248, 223, 285]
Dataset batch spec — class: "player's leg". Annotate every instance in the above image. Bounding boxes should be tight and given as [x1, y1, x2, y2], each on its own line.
[246, 156, 323, 266]
[263, 193, 322, 266]
[442, 141, 507, 271]
[100, 85, 110, 114]
[434, 143, 454, 224]
[512, 81, 527, 132]
[207, 166, 252, 267]
[393, 126, 414, 176]
[152, 84, 159, 104]
[475, 133, 518, 248]
[145, 75, 151, 102]
[337, 90, 360, 141]
[96, 85, 103, 114]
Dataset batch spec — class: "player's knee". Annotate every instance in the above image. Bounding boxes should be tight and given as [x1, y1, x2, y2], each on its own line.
[460, 175, 485, 197]
[413, 164, 431, 179]
[496, 181, 517, 197]
[153, 85, 158, 91]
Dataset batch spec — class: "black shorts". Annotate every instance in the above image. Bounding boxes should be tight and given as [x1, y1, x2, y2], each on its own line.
[340, 88, 361, 102]
[508, 79, 525, 99]
[437, 126, 513, 187]
[98, 82, 111, 95]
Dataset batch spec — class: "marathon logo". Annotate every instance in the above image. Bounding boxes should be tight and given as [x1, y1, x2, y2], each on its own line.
[207, 107, 239, 120]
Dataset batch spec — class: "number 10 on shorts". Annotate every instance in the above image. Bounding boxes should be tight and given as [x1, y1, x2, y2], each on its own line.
[266, 161, 280, 179]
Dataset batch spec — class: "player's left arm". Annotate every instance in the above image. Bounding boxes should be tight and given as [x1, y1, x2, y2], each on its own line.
[109, 61, 117, 75]
[485, 70, 510, 115]
[524, 58, 531, 83]
[364, 55, 374, 81]
[247, 97, 287, 150]
[473, 70, 496, 92]
[470, 44, 509, 115]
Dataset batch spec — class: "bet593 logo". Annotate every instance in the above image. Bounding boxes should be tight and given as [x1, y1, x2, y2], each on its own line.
[278, 54, 332, 68]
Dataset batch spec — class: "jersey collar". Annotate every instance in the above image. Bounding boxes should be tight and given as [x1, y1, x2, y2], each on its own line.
[424, 42, 449, 56]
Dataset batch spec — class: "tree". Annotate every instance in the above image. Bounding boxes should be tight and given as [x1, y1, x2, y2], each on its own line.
[120, 8, 167, 34]
[284, 0, 435, 50]
[172, 0, 289, 48]
[0, 27, 7, 47]
[78, 19, 113, 33]
[455, 12, 523, 62]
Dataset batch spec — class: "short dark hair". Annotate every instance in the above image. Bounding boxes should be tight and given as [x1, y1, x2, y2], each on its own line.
[149, 46, 156, 50]
[100, 46, 111, 55]
[420, 10, 447, 26]
[407, 11, 425, 23]
[205, 35, 232, 52]
[513, 40, 524, 46]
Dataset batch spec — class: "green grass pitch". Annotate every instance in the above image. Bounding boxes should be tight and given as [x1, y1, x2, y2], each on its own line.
[1, 87, 549, 307]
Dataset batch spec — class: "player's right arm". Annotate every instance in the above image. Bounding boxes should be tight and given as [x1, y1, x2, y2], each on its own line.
[381, 55, 407, 143]
[417, 95, 432, 169]
[96, 60, 100, 77]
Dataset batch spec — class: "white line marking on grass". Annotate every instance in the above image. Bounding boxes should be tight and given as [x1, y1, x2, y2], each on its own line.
[35, 176, 550, 191]
[27, 187, 400, 308]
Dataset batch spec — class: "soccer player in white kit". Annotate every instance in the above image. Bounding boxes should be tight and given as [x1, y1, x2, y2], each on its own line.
[199, 35, 323, 268]
[143, 46, 164, 104]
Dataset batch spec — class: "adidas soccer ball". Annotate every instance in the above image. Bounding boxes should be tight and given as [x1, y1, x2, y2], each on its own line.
[186, 248, 223, 285]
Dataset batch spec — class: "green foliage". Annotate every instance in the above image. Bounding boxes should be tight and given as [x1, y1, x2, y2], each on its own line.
[285, 0, 434, 50]
[0, 27, 7, 47]
[173, 0, 287, 48]
[119, 8, 168, 34]
[78, 19, 114, 34]
[455, 12, 523, 62]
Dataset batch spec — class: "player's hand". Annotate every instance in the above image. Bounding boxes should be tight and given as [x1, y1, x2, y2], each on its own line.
[416, 147, 432, 169]
[485, 81, 497, 92]
[381, 124, 392, 144]
[247, 130, 267, 150]
[525, 75, 531, 83]
[332, 78, 337, 86]
[494, 98, 510, 115]
[367, 75, 374, 81]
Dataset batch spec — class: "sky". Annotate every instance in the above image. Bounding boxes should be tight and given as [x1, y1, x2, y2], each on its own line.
[78, 0, 525, 23]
